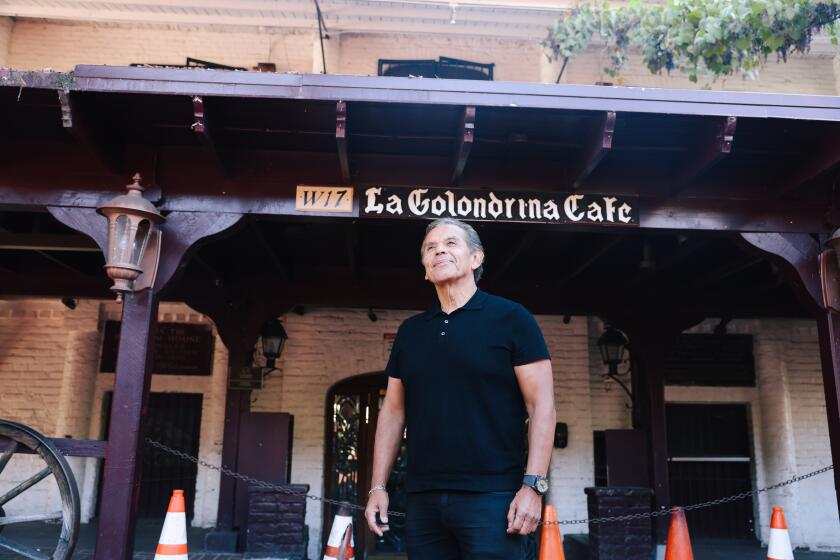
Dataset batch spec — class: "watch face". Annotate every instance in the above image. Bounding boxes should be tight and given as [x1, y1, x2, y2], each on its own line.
[536, 478, 549, 494]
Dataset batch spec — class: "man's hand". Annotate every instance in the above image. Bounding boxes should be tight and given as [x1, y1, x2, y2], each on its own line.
[365, 490, 390, 537]
[506, 486, 543, 535]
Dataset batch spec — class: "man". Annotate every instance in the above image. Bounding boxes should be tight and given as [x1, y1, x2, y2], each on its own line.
[364, 218, 556, 559]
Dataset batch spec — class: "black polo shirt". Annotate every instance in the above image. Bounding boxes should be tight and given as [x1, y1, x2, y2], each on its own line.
[386, 289, 550, 493]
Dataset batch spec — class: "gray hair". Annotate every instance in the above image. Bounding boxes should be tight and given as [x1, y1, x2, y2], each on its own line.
[420, 218, 485, 282]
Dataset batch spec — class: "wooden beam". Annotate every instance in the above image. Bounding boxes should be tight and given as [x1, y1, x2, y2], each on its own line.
[451, 105, 476, 186]
[346, 224, 361, 281]
[250, 222, 290, 281]
[336, 100, 351, 183]
[57, 90, 123, 175]
[192, 96, 232, 177]
[670, 116, 736, 196]
[0, 437, 105, 458]
[557, 236, 623, 289]
[570, 111, 616, 190]
[775, 134, 840, 197]
[0, 232, 100, 252]
[485, 229, 541, 284]
[816, 309, 840, 524]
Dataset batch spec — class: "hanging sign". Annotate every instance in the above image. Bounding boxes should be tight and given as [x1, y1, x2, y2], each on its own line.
[360, 187, 638, 226]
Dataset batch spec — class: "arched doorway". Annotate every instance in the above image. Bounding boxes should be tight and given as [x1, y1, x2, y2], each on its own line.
[324, 372, 408, 558]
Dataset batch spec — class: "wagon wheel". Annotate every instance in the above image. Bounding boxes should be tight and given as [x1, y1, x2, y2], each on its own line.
[0, 420, 80, 560]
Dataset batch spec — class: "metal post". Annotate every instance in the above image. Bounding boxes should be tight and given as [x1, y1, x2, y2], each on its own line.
[94, 289, 158, 560]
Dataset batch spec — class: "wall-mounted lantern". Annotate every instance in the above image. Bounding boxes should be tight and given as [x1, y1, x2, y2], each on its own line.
[261, 319, 289, 369]
[97, 173, 165, 301]
[597, 326, 628, 376]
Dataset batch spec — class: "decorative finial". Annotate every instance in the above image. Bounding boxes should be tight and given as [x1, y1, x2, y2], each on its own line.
[128, 172, 144, 193]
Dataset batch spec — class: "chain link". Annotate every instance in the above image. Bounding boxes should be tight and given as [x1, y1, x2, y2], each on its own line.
[145, 438, 832, 526]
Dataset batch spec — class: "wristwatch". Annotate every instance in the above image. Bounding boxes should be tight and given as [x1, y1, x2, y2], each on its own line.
[522, 474, 549, 496]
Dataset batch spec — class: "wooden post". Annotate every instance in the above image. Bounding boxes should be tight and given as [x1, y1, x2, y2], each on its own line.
[815, 309, 840, 505]
[628, 329, 671, 544]
[94, 290, 158, 560]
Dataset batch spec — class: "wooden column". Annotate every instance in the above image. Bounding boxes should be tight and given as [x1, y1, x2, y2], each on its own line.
[815, 309, 840, 503]
[94, 290, 159, 560]
[627, 327, 673, 544]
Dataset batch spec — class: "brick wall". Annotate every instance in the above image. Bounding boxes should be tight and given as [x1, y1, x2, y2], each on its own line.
[4, 17, 838, 95]
[0, 16, 12, 67]
[6, 19, 316, 72]
[337, 32, 542, 82]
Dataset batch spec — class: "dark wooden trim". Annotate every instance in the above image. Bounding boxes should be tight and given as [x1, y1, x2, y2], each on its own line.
[0, 232, 100, 252]
[58, 90, 123, 175]
[571, 110, 615, 190]
[336, 101, 351, 183]
[556, 236, 622, 289]
[670, 116, 736, 196]
[94, 290, 158, 560]
[775, 135, 840, 197]
[60, 66, 840, 121]
[816, 309, 840, 522]
[451, 105, 475, 186]
[0, 437, 106, 458]
[6, 188, 835, 234]
[192, 95, 231, 177]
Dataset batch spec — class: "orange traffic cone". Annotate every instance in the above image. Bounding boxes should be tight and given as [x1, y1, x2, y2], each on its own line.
[154, 489, 188, 560]
[539, 504, 565, 560]
[665, 507, 693, 560]
[323, 504, 355, 560]
[767, 507, 794, 560]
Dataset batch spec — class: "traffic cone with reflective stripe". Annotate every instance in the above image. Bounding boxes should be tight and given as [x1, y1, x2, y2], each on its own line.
[323, 504, 355, 560]
[539, 504, 565, 560]
[665, 507, 693, 560]
[154, 489, 188, 560]
[767, 507, 794, 560]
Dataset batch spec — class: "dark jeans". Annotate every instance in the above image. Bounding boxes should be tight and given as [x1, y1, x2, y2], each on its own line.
[405, 491, 525, 560]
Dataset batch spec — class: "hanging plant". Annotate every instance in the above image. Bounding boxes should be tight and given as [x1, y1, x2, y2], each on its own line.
[544, 0, 840, 84]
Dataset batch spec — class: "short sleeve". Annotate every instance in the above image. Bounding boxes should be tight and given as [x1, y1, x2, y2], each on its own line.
[511, 305, 550, 366]
[385, 326, 403, 379]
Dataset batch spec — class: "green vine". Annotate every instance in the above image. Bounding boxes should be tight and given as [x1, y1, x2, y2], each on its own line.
[544, 0, 840, 84]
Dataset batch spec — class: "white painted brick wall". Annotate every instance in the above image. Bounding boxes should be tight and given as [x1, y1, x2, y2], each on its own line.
[7, 19, 316, 72]
[4, 17, 838, 94]
[0, 16, 13, 68]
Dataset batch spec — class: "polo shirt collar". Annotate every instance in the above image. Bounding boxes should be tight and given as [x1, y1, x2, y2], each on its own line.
[425, 289, 487, 319]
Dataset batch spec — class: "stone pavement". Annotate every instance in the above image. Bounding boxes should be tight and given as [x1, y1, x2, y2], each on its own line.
[2, 523, 840, 559]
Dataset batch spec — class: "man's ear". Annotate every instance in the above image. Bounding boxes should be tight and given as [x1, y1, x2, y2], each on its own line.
[471, 250, 485, 270]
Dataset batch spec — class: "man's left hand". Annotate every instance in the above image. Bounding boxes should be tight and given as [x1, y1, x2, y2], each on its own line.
[506, 486, 542, 535]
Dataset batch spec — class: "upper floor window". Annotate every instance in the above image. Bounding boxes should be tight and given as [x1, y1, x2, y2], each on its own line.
[378, 56, 494, 80]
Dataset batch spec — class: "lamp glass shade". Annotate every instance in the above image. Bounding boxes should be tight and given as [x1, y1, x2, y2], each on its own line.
[261, 319, 288, 360]
[598, 327, 628, 367]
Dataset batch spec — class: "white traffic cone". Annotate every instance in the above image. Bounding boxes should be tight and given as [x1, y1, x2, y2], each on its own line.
[767, 506, 794, 560]
[154, 489, 188, 560]
[323, 504, 355, 560]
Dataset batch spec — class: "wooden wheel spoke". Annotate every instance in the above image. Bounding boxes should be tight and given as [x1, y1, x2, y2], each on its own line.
[0, 511, 63, 526]
[0, 467, 52, 507]
[0, 441, 19, 476]
[0, 534, 51, 560]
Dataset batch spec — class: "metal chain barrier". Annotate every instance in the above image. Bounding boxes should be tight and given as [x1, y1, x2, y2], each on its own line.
[146, 438, 833, 526]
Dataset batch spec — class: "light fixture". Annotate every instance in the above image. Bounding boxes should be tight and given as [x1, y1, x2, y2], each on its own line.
[597, 326, 628, 377]
[261, 319, 288, 369]
[96, 173, 165, 301]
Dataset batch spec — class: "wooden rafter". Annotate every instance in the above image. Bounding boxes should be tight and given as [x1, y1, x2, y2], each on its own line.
[336, 100, 351, 183]
[775, 133, 840, 197]
[192, 95, 231, 177]
[485, 228, 541, 284]
[58, 90, 123, 175]
[670, 116, 737, 196]
[451, 105, 476, 186]
[556, 236, 623, 289]
[0, 232, 100, 252]
[570, 110, 616, 190]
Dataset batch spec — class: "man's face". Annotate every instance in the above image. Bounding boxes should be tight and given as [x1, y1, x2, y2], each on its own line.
[421, 224, 483, 285]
